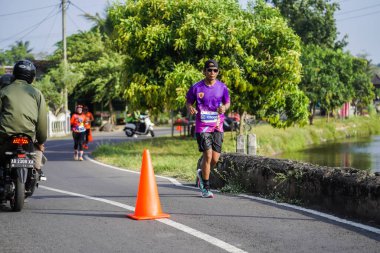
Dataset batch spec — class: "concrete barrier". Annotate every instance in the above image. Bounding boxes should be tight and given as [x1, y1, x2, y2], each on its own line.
[210, 153, 380, 226]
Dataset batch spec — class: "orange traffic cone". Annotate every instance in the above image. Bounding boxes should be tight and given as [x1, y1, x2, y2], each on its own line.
[127, 149, 170, 220]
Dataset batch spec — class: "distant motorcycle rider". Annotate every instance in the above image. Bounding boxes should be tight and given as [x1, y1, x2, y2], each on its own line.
[0, 60, 48, 180]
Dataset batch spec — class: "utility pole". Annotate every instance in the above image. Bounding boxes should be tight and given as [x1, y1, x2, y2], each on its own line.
[62, 0, 68, 112]
[62, 0, 70, 134]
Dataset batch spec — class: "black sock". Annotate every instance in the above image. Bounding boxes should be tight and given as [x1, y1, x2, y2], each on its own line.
[204, 180, 210, 190]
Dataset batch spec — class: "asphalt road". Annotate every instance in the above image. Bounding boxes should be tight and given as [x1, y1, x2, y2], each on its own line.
[0, 128, 379, 253]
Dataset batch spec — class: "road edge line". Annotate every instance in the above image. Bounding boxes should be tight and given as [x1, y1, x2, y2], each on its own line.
[84, 155, 380, 235]
[39, 185, 248, 253]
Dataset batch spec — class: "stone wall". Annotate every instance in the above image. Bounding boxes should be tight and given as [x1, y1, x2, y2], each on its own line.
[210, 153, 380, 226]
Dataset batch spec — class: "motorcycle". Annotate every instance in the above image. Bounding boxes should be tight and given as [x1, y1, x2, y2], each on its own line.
[123, 115, 155, 137]
[0, 134, 39, 211]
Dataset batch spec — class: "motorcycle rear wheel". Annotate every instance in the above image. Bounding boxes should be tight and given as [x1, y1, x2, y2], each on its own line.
[125, 129, 134, 137]
[10, 179, 25, 212]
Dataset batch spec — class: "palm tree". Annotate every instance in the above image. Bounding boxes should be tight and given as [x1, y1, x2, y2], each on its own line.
[11, 40, 34, 61]
[0, 40, 34, 65]
[78, 10, 125, 125]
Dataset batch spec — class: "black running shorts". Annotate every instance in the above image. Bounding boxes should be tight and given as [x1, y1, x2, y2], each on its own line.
[196, 132, 224, 153]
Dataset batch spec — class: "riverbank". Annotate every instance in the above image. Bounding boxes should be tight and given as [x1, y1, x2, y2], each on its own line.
[92, 115, 380, 182]
[212, 153, 380, 227]
[246, 115, 380, 156]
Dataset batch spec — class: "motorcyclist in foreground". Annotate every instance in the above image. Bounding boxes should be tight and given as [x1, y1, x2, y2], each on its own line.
[0, 60, 48, 180]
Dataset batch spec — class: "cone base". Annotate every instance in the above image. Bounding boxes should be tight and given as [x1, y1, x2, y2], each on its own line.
[127, 213, 170, 220]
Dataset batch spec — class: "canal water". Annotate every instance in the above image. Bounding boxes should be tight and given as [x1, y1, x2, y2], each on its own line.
[273, 135, 380, 172]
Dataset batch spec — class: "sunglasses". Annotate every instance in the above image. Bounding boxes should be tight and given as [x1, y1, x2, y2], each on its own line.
[206, 68, 219, 73]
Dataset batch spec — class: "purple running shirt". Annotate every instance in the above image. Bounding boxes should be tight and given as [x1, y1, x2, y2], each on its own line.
[186, 79, 230, 133]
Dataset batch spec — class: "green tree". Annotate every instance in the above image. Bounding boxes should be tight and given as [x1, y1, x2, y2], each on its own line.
[266, 0, 343, 48]
[75, 48, 125, 123]
[35, 2, 123, 120]
[0, 40, 35, 65]
[350, 57, 375, 115]
[268, 0, 374, 122]
[50, 22, 125, 122]
[79, 12, 124, 123]
[50, 31, 104, 63]
[43, 62, 82, 114]
[300, 44, 353, 123]
[33, 75, 63, 115]
[109, 0, 309, 127]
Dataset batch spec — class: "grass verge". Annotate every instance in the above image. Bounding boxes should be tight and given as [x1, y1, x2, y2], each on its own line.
[92, 115, 380, 183]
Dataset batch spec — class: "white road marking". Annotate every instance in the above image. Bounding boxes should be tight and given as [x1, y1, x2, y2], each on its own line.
[40, 185, 135, 211]
[40, 185, 248, 253]
[85, 155, 380, 235]
[159, 219, 247, 253]
[239, 194, 380, 235]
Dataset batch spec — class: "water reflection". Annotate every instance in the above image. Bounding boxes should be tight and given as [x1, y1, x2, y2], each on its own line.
[273, 135, 380, 172]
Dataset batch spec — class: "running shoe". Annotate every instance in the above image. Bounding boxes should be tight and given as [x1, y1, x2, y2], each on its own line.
[201, 189, 214, 198]
[79, 157, 83, 161]
[74, 154, 78, 161]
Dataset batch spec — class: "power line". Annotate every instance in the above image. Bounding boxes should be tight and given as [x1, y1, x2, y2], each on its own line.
[67, 12, 82, 31]
[18, 10, 61, 43]
[42, 9, 61, 53]
[0, 6, 60, 44]
[67, 0, 99, 32]
[0, 4, 59, 18]
[336, 3, 380, 16]
[69, 0, 92, 16]
[0, 0, 107, 54]
[337, 9, 380, 21]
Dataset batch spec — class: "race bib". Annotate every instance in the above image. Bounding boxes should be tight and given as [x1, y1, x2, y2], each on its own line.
[200, 111, 218, 123]
[77, 121, 85, 132]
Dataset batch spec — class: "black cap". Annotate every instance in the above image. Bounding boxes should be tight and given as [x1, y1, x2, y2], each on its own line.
[204, 59, 218, 70]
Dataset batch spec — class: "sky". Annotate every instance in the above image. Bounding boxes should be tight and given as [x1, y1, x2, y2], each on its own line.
[0, 0, 380, 64]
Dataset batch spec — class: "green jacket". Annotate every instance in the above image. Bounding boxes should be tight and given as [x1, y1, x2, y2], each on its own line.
[0, 79, 47, 144]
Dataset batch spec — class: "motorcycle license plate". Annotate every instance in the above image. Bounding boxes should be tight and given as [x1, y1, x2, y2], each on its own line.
[10, 158, 34, 168]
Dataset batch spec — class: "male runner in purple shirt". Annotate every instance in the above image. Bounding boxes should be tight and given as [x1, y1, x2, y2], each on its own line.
[186, 59, 230, 198]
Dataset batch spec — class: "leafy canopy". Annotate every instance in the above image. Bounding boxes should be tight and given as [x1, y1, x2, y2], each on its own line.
[267, 0, 341, 48]
[299, 44, 374, 121]
[109, 0, 308, 127]
[49, 28, 124, 109]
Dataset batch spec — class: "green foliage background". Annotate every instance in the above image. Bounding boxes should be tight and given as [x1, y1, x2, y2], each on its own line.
[109, 0, 309, 127]
[1, 0, 374, 128]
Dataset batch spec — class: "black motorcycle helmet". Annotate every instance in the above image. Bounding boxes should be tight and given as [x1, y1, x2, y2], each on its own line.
[0, 74, 15, 89]
[13, 60, 36, 84]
